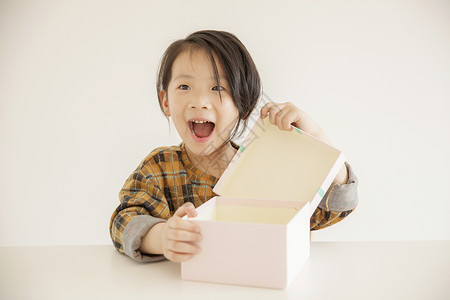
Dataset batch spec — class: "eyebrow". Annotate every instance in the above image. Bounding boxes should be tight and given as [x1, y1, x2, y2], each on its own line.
[172, 74, 229, 83]
[172, 74, 194, 81]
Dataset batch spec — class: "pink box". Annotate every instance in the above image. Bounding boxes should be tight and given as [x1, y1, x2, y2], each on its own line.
[181, 117, 345, 289]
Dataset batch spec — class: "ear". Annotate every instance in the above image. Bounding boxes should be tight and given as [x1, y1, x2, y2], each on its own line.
[160, 90, 171, 117]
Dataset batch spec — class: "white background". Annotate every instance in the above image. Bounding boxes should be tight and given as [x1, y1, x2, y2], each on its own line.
[1, 0, 449, 246]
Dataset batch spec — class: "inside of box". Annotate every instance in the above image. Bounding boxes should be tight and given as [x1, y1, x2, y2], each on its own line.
[217, 204, 298, 224]
[195, 204, 299, 225]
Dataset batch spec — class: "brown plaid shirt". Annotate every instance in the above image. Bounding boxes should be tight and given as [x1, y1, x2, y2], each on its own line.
[110, 142, 356, 255]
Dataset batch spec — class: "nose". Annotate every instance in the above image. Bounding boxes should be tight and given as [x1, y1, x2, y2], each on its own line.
[188, 91, 212, 110]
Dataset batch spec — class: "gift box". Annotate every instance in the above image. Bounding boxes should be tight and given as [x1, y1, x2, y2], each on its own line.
[181, 117, 345, 289]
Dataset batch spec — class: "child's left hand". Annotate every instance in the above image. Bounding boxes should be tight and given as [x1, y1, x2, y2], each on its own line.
[260, 101, 349, 185]
[260, 101, 325, 140]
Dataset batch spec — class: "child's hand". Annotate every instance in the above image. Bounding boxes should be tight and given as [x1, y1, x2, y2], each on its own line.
[161, 202, 202, 263]
[260, 101, 324, 138]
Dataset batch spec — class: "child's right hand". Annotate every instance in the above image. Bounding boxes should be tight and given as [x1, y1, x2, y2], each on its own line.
[161, 202, 202, 262]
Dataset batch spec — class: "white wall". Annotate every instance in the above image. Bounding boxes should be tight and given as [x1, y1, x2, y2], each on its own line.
[1, 0, 449, 246]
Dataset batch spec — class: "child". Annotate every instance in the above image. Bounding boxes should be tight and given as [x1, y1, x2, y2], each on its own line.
[109, 30, 358, 263]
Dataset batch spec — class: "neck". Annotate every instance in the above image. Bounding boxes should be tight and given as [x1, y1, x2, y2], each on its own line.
[185, 141, 237, 179]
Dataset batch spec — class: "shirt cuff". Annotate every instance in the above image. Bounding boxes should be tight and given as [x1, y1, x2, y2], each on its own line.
[122, 215, 167, 262]
[318, 162, 359, 211]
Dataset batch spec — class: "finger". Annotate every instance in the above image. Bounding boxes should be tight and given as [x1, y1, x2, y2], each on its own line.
[269, 104, 284, 124]
[275, 109, 285, 129]
[278, 103, 292, 130]
[261, 102, 282, 118]
[260, 102, 274, 118]
[173, 202, 197, 218]
[167, 228, 202, 242]
[279, 110, 297, 131]
[165, 250, 195, 263]
[185, 205, 198, 218]
[167, 240, 201, 255]
[167, 217, 201, 233]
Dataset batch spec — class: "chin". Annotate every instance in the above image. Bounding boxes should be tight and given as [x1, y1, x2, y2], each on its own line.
[187, 140, 220, 156]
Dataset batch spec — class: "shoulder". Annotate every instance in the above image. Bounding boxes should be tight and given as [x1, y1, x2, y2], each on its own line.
[146, 144, 183, 163]
[135, 143, 184, 177]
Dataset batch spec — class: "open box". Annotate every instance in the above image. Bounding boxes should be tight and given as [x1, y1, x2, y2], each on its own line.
[181, 117, 346, 289]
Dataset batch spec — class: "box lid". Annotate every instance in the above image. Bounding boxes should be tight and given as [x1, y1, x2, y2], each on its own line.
[213, 116, 346, 216]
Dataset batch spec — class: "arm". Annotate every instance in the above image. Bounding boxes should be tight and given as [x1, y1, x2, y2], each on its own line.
[139, 203, 202, 262]
[310, 161, 359, 230]
[109, 171, 169, 262]
[110, 170, 202, 263]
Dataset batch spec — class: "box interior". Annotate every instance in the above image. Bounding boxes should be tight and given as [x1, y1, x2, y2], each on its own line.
[194, 197, 305, 225]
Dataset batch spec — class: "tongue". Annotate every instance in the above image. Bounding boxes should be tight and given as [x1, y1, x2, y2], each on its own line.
[193, 122, 214, 138]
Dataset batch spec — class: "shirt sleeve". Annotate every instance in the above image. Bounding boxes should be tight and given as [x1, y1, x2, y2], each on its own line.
[310, 162, 359, 231]
[109, 170, 171, 262]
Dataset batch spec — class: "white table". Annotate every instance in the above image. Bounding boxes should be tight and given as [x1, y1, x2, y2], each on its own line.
[1, 241, 449, 300]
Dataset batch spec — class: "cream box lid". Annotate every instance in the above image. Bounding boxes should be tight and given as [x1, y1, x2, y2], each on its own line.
[213, 116, 346, 216]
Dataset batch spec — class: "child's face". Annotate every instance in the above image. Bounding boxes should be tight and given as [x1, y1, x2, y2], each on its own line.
[161, 49, 240, 157]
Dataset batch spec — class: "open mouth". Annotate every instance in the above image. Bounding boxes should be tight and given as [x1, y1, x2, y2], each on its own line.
[188, 120, 215, 139]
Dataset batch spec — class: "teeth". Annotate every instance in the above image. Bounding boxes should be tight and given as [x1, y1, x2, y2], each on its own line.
[192, 120, 210, 123]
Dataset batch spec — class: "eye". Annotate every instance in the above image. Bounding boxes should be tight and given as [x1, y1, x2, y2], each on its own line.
[178, 84, 190, 90]
[212, 86, 225, 91]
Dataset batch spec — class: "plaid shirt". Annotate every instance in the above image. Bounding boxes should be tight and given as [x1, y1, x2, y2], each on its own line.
[110, 142, 357, 256]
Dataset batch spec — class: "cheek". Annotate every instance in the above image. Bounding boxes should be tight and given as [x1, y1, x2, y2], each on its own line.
[222, 97, 240, 118]
[166, 95, 183, 114]
[221, 109, 240, 133]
